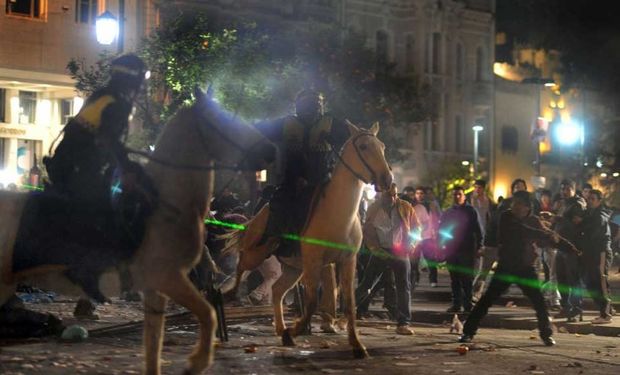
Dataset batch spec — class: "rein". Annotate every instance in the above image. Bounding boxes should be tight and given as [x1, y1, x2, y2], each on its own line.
[329, 131, 379, 185]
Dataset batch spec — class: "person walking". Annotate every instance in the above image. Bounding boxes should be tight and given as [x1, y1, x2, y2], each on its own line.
[439, 186, 482, 313]
[357, 183, 419, 334]
[578, 189, 614, 324]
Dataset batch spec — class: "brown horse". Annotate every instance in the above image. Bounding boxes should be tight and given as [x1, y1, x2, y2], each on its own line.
[225, 121, 392, 358]
[0, 90, 275, 375]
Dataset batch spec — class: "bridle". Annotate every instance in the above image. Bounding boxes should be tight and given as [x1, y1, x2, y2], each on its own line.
[330, 131, 385, 186]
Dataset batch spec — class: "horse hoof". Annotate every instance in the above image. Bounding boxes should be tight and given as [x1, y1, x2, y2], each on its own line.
[320, 322, 337, 334]
[282, 329, 296, 347]
[353, 347, 369, 359]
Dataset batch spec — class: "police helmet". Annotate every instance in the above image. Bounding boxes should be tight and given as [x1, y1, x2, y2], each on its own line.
[110, 54, 147, 86]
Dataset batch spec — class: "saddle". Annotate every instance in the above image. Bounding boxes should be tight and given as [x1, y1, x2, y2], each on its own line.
[11, 185, 152, 303]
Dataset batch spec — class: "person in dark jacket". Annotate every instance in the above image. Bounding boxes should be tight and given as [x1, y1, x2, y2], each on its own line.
[459, 191, 581, 346]
[552, 179, 587, 320]
[578, 189, 613, 324]
[439, 186, 482, 313]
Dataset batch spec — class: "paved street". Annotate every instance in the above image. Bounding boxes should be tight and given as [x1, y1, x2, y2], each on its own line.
[1, 265, 619, 375]
[1, 313, 619, 375]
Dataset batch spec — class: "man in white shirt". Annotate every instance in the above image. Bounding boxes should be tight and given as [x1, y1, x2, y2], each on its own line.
[469, 179, 497, 302]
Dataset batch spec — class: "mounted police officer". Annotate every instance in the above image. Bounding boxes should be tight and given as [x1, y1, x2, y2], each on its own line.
[45, 53, 148, 207]
[40, 54, 152, 308]
[255, 89, 350, 255]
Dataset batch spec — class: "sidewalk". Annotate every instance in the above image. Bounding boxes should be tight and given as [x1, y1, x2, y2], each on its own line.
[369, 266, 620, 337]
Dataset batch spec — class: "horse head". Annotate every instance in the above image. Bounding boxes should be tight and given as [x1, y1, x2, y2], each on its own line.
[192, 88, 276, 171]
[342, 120, 393, 192]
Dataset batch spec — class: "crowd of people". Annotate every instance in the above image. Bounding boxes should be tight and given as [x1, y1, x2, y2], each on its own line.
[214, 174, 618, 346]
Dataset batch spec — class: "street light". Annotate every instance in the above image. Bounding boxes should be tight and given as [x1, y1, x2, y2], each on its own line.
[472, 124, 484, 177]
[555, 121, 581, 146]
[95, 0, 125, 53]
[95, 11, 118, 45]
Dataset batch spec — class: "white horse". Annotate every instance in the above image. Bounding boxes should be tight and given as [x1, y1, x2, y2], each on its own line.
[0, 89, 275, 375]
[226, 121, 392, 358]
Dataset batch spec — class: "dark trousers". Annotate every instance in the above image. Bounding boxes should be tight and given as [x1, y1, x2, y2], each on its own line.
[555, 251, 583, 311]
[356, 250, 411, 325]
[410, 239, 438, 287]
[464, 266, 552, 338]
[448, 261, 474, 310]
[584, 252, 613, 317]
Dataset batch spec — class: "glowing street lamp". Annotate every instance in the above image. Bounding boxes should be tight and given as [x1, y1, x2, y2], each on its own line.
[95, 11, 118, 45]
[555, 121, 582, 146]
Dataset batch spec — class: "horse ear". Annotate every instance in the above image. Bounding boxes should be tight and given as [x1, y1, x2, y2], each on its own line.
[194, 87, 205, 102]
[345, 119, 359, 136]
[206, 84, 214, 99]
[369, 121, 380, 136]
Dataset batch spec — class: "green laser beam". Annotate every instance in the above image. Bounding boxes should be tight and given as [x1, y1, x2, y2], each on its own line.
[205, 217, 620, 303]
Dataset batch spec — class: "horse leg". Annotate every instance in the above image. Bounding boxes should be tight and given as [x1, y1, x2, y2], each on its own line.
[272, 262, 302, 336]
[319, 264, 338, 333]
[143, 289, 169, 375]
[282, 261, 321, 347]
[158, 273, 217, 375]
[341, 255, 368, 359]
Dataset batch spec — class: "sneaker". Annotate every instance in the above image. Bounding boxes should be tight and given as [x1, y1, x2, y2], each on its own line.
[446, 305, 462, 313]
[430, 282, 438, 288]
[591, 316, 612, 325]
[396, 325, 415, 335]
[541, 336, 556, 346]
[458, 333, 473, 343]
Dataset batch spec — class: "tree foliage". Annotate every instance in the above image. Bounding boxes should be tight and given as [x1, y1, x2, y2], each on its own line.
[67, 11, 431, 162]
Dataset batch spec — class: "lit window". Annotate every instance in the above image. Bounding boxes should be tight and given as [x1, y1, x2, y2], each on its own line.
[18, 91, 37, 125]
[6, 0, 46, 19]
[75, 0, 98, 24]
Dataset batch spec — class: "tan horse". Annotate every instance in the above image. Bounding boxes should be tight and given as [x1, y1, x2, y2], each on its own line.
[226, 121, 392, 358]
[0, 90, 275, 375]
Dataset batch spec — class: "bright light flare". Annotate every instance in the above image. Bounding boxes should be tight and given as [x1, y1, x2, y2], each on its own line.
[96, 11, 119, 45]
[555, 121, 581, 146]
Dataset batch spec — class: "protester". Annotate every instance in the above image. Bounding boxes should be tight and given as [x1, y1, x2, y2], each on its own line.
[578, 189, 614, 324]
[439, 186, 482, 313]
[411, 186, 440, 288]
[357, 183, 419, 335]
[459, 191, 580, 346]
[469, 179, 497, 301]
[552, 179, 587, 321]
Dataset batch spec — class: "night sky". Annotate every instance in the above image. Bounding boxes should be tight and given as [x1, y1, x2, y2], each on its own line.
[496, 0, 620, 92]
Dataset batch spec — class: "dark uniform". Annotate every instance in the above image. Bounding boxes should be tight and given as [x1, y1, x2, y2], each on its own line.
[461, 208, 577, 345]
[255, 97, 349, 255]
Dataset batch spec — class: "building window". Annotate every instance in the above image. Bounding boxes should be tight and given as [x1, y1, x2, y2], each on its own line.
[405, 35, 415, 72]
[60, 98, 74, 124]
[6, 0, 45, 19]
[476, 47, 485, 81]
[0, 138, 5, 170]
[376, 30, 389, 71]
[501, 126, 519, 154]
[18, 91, 37, 125]
[455, 115, 463, 152]
[75, 0, 98, 24]
[455, 43, 464, 80]
[432, 32, 441, 74]
[0, 89, 6, 123]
